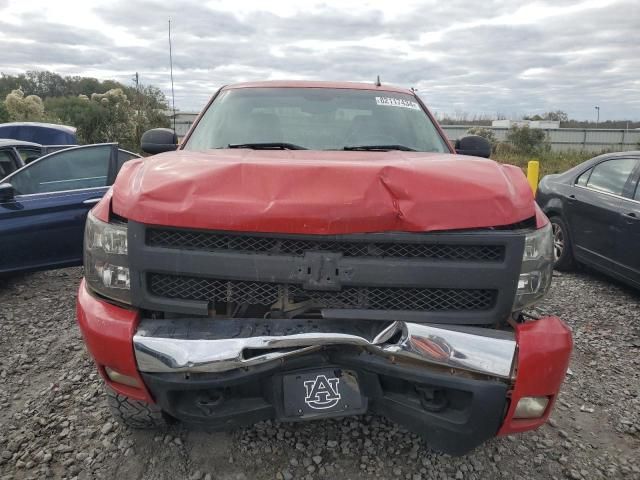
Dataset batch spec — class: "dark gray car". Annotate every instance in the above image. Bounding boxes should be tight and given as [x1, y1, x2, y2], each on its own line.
[536, 151, 640, 289]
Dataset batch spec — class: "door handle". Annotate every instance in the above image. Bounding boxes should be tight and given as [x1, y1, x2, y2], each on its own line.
[567, 194, 577, 202]
[82, 198, 102, 205]
[623, 212, 640, 222]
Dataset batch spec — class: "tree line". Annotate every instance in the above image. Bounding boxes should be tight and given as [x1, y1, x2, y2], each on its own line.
[0, 71, 169, 151]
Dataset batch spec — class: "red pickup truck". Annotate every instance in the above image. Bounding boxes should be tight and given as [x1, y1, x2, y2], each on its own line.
[76, 81, 571, 455]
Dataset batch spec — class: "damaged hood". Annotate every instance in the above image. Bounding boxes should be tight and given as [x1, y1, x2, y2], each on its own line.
[111, 149, 534, 234]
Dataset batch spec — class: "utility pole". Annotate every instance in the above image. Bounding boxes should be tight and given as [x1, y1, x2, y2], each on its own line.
[133, 72, 142, 143]
[594, 106, 600, 128]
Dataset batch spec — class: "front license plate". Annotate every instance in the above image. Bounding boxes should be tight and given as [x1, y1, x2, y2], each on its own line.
[282, 368, 365, 418]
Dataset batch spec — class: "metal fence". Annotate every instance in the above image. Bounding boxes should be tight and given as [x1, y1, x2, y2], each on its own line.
[441, 126, 640, 152]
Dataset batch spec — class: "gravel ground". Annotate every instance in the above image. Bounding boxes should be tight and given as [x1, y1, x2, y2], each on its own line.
[0, 267, 638, 480]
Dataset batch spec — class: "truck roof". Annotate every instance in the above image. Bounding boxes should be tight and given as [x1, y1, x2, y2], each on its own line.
[222, 80, 415, 95]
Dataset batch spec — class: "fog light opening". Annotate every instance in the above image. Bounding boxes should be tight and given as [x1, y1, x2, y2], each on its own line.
[105, 367, 141, 388]
[514, 396, 550, 419]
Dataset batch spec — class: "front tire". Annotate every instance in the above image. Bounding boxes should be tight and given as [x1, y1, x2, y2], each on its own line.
[549, 215, 575, 271]
[106, 387, 167, 429]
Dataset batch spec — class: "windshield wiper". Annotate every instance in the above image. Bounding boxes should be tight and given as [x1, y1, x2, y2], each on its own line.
[228, 142, 307, 150]
[343, 144, 416, 151]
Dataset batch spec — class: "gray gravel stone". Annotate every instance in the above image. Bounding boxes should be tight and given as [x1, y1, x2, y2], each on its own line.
[1, 268, 639, 480]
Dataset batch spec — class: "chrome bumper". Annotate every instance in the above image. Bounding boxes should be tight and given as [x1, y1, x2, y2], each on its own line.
[133, 320, 517, 380]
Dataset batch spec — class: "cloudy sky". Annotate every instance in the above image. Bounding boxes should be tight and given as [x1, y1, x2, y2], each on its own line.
[0, 0, 638, 120]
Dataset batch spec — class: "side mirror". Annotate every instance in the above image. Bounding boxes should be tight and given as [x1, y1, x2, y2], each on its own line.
[0, 183, 15, 202]
[141, 128, 178, 155]
[455, 135, 491, 158]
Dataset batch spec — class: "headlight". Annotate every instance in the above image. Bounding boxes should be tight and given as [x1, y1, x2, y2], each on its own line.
[513, 222, 553, 311]
[84, 211, 131, 304]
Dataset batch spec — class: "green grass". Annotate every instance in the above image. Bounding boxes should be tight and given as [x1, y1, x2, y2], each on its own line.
[492, 150, 599, 177]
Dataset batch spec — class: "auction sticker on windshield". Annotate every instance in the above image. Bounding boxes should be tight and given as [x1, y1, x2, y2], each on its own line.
[375, 96, 420, 110]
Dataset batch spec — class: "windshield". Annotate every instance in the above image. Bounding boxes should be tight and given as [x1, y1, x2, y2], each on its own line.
[184, 88, 450, 153]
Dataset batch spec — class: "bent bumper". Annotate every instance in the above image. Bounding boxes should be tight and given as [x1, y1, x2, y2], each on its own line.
[133, 318, 518, 379]
[77, 281, 572, 454]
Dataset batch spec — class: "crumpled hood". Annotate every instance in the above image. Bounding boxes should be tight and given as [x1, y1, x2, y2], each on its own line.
[111, 149, 534, 234]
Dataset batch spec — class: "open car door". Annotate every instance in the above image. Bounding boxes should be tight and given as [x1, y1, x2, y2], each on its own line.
[0, 143, 139, 274]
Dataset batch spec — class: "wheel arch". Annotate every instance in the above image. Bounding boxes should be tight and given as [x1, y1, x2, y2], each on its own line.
[542, 197, 565, 219]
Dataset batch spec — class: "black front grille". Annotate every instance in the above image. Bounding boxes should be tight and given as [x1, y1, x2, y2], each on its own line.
[130, 220, 524, 324]
[148, 274, 497, 312]
[147, 229, 504, 262]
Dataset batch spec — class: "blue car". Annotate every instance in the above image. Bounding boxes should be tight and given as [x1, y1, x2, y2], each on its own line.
[0, 122, 77, 145]
[0, 143, 139, 274]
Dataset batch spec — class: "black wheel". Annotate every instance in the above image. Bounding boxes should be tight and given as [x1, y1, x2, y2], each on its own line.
[549, 216, 575, 271]
[105, 387, 167, 429]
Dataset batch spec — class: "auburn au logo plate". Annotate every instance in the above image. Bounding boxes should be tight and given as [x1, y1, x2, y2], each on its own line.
[281, 368, 365, 418]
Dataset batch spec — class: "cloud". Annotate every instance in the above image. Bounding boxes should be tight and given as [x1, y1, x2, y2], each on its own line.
[0, 18, 112, 47]
[97, 0, 255, 38]
[0, 0, 638, 119]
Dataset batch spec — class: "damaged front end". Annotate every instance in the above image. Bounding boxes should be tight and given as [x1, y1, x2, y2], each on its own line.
[133, 319, 536, 454]
[79, 213, 570, 455]
[128, 315, 570, 456]
[133, 317, 519, 455]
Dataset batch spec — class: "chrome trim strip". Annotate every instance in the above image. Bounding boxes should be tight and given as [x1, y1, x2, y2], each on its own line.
[41, 175, 106, 185]
[133, 321, 516, 379]
[574, 184, 640, 205]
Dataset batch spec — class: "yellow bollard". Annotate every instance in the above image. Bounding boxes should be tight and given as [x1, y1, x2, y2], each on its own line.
[527, 160, 540, 195]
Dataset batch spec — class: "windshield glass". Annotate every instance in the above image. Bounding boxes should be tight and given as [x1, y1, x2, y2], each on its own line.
[184, 88, 450, 153]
